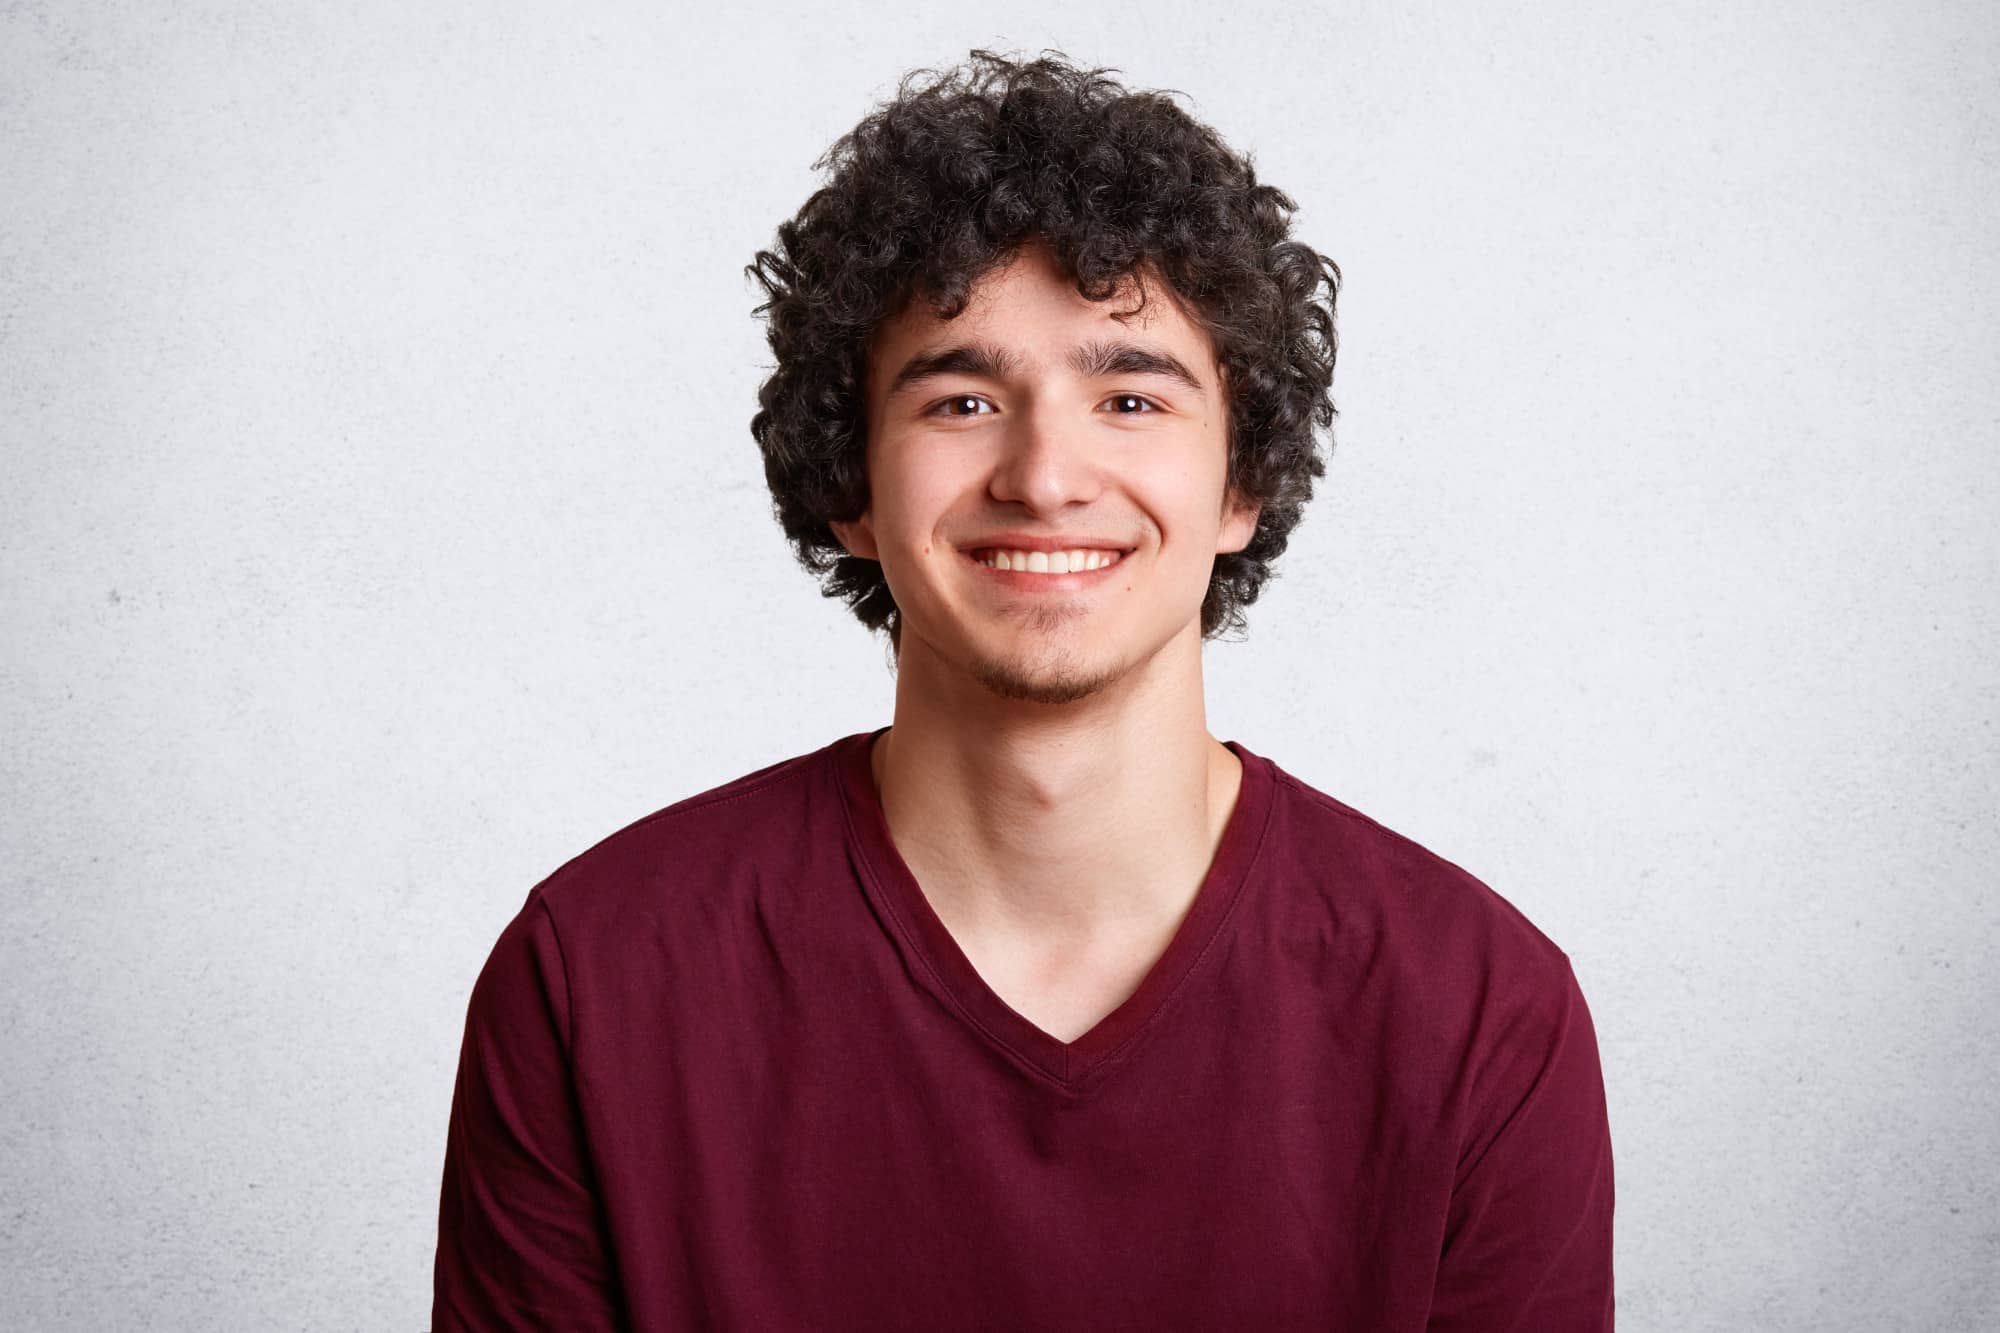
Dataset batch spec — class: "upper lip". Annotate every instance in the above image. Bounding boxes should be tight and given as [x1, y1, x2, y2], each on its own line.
[960, 533, 1134, 553]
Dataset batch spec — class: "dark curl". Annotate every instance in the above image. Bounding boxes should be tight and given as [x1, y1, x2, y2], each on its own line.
[747, 49, 1340, 644]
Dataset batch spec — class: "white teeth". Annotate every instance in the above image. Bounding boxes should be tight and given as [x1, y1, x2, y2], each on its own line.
[974, 548, 1124, 573]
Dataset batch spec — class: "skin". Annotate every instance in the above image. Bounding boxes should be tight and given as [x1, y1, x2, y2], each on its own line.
[829, 240, 1260, 1043]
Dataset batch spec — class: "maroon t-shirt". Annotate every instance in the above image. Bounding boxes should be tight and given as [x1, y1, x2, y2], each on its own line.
[434, 729, 1614, 1330]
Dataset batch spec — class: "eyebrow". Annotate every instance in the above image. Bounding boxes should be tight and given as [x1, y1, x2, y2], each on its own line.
[1067, 339, 1208, 395]
[883, 342, 1024, 400]
[882, 338, 1208, 401]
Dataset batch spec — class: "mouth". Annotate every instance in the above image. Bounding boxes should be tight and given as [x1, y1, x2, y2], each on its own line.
[961, 546, 1133, 579]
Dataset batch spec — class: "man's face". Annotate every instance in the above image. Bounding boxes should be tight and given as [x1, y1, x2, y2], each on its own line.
[832, 242, 1258, 706]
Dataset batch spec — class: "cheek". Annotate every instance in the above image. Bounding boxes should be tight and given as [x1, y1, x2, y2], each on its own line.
[1135, 461, 1225, 535]
[879, 459, 972, 540]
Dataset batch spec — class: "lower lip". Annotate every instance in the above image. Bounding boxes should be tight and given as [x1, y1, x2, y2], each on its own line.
[961, 551, 1131, 588]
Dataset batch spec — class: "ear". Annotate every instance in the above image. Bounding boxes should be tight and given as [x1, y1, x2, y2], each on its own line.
[1215, 491, 1261, 555]
[829, 514, 880, 561]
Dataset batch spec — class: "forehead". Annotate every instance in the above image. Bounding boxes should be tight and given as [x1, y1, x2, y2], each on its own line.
[865, 245, 1215, 395]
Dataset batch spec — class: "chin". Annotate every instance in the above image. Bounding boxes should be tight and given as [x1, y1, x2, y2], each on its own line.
[968, 648, 1127, 706]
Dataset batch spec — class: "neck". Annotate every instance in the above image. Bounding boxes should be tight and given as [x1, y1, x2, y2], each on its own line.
[871, 626, 1243, 949]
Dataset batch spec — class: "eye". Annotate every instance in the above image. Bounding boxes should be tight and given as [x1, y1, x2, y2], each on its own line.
[928, 394, 995, 417]
[1101, 393, 1160, 415]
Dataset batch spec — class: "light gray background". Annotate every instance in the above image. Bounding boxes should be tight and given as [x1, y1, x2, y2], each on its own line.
[4, 1, 1995, 1329]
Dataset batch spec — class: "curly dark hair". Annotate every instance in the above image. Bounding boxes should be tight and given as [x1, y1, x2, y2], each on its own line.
[746, 49, 1340, 647]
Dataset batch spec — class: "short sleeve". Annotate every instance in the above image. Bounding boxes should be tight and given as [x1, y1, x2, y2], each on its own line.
[433, 890, 627, 1331]
[1427, 959, 1616, 1332]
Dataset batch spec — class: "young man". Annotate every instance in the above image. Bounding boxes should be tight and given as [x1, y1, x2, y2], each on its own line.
[434, 51, 1614, 1331]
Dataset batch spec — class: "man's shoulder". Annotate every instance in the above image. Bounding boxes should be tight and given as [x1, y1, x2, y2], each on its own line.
[1251, 752, 1586, 1064]
[1253, 749, 1574, 983]
[527, 732, 863, 930]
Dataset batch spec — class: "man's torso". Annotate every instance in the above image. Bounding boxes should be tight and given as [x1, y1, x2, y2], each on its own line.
[435, 730, 1610, 1330]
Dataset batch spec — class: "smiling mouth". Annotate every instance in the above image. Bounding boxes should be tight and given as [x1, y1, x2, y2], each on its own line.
[964, 547, 1131, 575]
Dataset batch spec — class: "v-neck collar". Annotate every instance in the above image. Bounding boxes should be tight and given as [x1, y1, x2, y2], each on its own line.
[833, 726, 1276, 1091]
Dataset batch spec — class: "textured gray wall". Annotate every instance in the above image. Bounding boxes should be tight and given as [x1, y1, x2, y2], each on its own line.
[4, 1, 1995, 1329]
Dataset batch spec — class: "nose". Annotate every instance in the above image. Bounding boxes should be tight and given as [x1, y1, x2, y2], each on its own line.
[986, 402, 1103, 516]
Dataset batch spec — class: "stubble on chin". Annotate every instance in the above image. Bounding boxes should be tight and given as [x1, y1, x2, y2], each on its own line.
[970, 650, 1122, 705]
[967, 609, 1123, 705]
